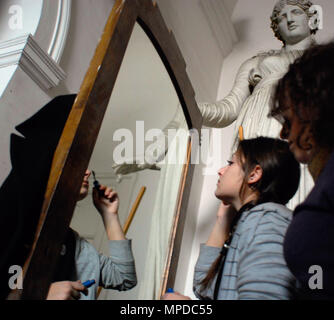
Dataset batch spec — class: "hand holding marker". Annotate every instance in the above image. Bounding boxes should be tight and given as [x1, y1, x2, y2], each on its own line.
[82, 280, 96, 289]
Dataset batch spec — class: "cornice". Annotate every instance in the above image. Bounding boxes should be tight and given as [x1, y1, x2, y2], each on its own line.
[0, 34, 66, 91]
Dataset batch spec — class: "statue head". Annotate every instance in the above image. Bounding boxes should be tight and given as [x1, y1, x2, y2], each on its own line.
[270, 0, 318, 44]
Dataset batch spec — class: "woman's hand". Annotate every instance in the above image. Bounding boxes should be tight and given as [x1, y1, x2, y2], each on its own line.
[46, 281, 88, 300]
[93, 185, 119, 217]
[92, 185, 126, 241]
[217, 202, 237, 224]
[217, 202, 231, 218]
[206, 202, 237, 248]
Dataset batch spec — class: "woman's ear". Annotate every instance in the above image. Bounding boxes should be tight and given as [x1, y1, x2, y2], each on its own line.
[247, 165, 263, 186]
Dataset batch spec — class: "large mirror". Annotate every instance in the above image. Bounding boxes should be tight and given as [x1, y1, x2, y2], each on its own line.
[8, 0, 201, 299]
[70, 23, 188, 300]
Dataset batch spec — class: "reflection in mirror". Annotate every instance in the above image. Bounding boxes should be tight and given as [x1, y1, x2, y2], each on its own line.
[70, 22, 188, 300]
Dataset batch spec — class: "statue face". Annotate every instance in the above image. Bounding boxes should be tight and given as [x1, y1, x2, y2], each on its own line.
[277, 4, 311, 44]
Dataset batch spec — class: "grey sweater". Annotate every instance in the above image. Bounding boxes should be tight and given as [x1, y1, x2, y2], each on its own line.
[193, 202, 296, 300]
[72, 231, 137, 300]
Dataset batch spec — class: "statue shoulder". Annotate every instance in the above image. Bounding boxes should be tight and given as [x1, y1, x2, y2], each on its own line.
[253, 49, 280, 58]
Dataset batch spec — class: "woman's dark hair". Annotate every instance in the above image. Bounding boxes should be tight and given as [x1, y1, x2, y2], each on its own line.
[270, 41, 334, 150]
[237, 137, 300, 206]
[199, 137, 300, 294]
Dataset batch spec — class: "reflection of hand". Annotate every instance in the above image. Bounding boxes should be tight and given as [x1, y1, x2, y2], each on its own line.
[161, 291, 191, 300]
[92, 185, 119, 217]
[46, 281, 88, 300]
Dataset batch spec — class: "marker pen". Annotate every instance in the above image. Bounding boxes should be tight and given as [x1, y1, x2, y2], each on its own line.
[92, 171, 104, 197]
[82, 280, 96, 288]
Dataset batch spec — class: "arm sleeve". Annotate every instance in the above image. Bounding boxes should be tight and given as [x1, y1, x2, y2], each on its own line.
[193, 244, 221, 300]
[198, 57, 258, 128]
[236, 212, 295, 300]
[99, 239, 137, 291]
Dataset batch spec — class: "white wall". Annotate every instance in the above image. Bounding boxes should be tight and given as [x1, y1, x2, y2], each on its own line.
[175, 0, 334, 299]
[156, 0, 234, 101]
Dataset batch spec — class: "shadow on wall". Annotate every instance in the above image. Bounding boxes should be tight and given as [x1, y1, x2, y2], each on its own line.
[233, 18, 251, 44]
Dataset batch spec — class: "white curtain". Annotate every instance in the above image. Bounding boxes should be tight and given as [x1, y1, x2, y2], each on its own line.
[138, 118, 189, 299]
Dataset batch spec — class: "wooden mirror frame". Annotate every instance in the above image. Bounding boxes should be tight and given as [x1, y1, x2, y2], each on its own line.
[9, 0, 202, 299]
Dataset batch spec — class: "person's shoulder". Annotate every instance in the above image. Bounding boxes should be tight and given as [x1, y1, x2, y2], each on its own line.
[241, 202, 292, 234]
[239, 203, 292, 247]
[244, 202, 291, 219]
[240, 50, 279, 69]
[71, 229, 99, 259]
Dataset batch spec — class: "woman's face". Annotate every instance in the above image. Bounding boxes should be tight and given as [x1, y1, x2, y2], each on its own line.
[215, 154, 245, 204]
[279, 106, 316, 164]
[277, 4, 311, 44]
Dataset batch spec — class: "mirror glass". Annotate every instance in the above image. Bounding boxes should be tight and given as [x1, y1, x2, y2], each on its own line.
[70, 22, 188, 300]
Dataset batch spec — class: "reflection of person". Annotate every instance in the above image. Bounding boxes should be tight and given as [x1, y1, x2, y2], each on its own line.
[163, 137, 300, 300]
[198, 0, 318, 209]
[47, 170, 137, 300]
[0, 95, 76, 300]
[269, 42, 334, 300]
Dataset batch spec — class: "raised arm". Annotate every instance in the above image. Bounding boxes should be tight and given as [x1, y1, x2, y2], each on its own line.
[198, 56, 260, 128]
[92, 185, 125, 241]
[193, 203, 236, 299]
[206, 203, 236, 247]
[92, 185, 137, 290]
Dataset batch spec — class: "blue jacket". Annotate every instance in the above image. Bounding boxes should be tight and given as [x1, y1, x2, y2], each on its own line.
[193, 202, 296, 300]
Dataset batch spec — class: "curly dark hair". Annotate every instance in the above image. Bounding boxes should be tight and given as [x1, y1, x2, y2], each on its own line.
[270, 0, 318, 44]
[270, 41, 334, 150]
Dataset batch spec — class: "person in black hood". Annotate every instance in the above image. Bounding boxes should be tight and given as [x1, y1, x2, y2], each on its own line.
[0, 94, 76, 299]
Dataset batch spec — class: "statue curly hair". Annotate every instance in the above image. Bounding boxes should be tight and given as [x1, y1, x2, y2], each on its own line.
[270, 42, 334, 150]
[270, 0, 318, 43]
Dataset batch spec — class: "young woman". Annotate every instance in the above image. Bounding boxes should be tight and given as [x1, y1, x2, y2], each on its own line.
[270, 41, 334, 300]
[163, 137, 300, 300]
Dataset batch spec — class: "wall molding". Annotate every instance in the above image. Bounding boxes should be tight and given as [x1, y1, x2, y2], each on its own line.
[48, 0, 72, 63]
[0, 34, 66, 91]
[200, 0, 238, 58]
